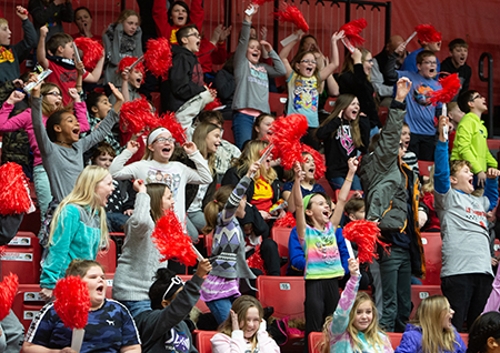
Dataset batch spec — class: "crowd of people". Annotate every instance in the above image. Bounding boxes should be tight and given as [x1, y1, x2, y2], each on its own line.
[0, 0, 500, 352]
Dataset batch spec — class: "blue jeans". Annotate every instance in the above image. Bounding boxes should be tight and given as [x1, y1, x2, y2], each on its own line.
[205, 296, 237, 324]
[121, 300, 152, 318]
[329, 175, 362, 191]
[232, 111, 255, 150]
[33, 165, 51, 221]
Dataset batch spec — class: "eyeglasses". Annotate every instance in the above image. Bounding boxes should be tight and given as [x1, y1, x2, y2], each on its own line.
[154, 137, 176, 144]
[162, 276, 184, 301]
[469, 94, 482, 102]
[45, 91, 62, 97]
[300, 59, 317, 65]
[422, 61, 438, 65]
[187, 32, 201, 39]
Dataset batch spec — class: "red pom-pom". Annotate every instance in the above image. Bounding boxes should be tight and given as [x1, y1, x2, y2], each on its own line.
[152, 210, 197, 267]
[204, 97, 223, 111]
[339, 18, 367, 47]
[144, 38, 172, 80]
[73, 37, 104, 71]
[415, 24, 442, 43]
[274, 212, 297, 228]
[429, 73, 461, 105]
[301, 144, 326, 180]
[118, 56, 145, 80]
[152, 112, 187, 145]
[342, 220, 388, 264]
[0, 162, 32, 215]
[0, 246, 6, 257]
[120, 98, 155, 134]
[0, 273, 18, 321]
[53, 276, 90, 329]
[252, 0, 273, 5]
[269, 114, 309, 170]
[247, 245, 266, 274]
[274, 2, 309, 32]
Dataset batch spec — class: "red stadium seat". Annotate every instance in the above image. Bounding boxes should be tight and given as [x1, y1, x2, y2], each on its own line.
[410, 285, 443, 319]
[1, 232, 41, 283]
[179, 275, 211, 313]
[317, 177, 336, 202]
[487, 139, 500, 151]
[270, 226, 292, 275]
[256, 276, 305, 319]
[334, 189, 363, 203]
[323, 96, 336, 113]
[11, 284, 44, 332]
[387, 332, 403, 350]
[378, 107, 389, 127]
[105, 272, 114, 299]
[268, 92, 288, 117]
[418, 160, 434, 177]
[420, 232, 442, 285]
[222, 120, 235, 145]
[308, 331, 324, 353]
[195, 330, 217, 353]
[460, 333, 468, 346]
[96, 238, 117, 273]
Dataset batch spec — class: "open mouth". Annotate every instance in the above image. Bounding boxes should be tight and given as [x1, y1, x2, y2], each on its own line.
[429, 68, 436, 74]
[72, 127, 80, 135]
[178, 16, 185, 22]
[96, 284, 104, 295]
[306, 67, 313, 74]
[162, 147, 172, 153]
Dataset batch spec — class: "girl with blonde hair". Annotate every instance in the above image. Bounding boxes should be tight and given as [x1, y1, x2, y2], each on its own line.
[395, 295, 466, 353]
[39, 165, 115, 301]
[321, 258, 392, 353]
[211, 295, 280, 353]
[317, 93, 369, 190]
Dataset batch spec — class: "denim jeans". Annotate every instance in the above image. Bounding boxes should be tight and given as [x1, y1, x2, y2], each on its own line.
[232, 111, 255, 150]
[329, 175, 362, 191]
[205, 296, 237, 324]
[33, 165, 51, 221]
[121, 300, 152, 318]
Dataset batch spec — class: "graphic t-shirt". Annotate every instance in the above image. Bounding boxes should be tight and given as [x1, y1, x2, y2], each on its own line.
[287, 72, 319, 128]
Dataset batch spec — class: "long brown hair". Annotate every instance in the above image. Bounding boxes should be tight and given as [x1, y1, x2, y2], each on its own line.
[202, 185, 233, 234]
[233, 140, 277, 184]
[146, 183, 169, 222]
[413, 295, 457, 353]
[341, 48, 372, 81]
[319, 94, 363, 148]
[192, 122, 220, 174]
[218, 295, 264, 352]
[40, 83, 62, 117]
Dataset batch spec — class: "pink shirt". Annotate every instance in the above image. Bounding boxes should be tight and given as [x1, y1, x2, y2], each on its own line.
[0, 101, 90, 166]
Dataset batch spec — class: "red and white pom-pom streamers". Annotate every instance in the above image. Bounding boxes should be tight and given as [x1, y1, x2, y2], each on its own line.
[73, 37, 104, 71]
[274, 2, 309, 32]
[415, 24, 442, 43]
[0, 162, 32, 215]
[0, 273, 18, 321]
[144, 38, 172, 80]
[151, 210, 198, 267]
[203, 97, 222, 111]
[342, 220, 389, 264]
[274, 212, 297, 228]
[153, 112, 187, 146]
[269, 114, 309, 170]
[429, 73, 461, 105]
[120, 98, 155, 134]
[252, 0, 273, 5]
[339, 18, 367, 48]
[118, 56, 145, 77]
[301, 144, 326, 180]
[53, 276, 90, 329]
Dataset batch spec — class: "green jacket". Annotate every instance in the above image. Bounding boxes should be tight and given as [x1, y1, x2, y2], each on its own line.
[451, 112, 497, 174]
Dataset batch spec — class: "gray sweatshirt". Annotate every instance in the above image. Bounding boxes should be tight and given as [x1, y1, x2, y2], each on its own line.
[112, 192, 166, 301]
[231, 20, 286, 112]
[32, 97, 119, 201]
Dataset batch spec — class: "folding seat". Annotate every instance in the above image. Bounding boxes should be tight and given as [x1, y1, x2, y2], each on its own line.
[270, 226, 292, 275]
[195, 330, 217, 353]
[308, 331, 324, 353]
[420, 232, 442, 285]
[410, 284, 443, 319]
[1, 232, 41, 284]
[96, 238, 117, 273]
[11, 284, 44, 332]
[387, 332, 403, 350]
[268, 92, 288, 117]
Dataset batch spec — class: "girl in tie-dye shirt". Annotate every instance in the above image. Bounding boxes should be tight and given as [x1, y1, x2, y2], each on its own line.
[291, 159, 355, 349]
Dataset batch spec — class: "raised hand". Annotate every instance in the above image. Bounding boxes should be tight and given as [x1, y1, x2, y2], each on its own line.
[395, 77, 412, 102]
[133, 179, 146, 193]
[348, 258, 359, 277]
[196, 258, 212, 277]
[331, 30, 345, 42]
[109, 83, 124, 102]
[67, 88, 80, 102]
[260, 40, 273, 53]
[183, 141, 198, 155]
[230, 309, 240, 331]
[126, 139, 140, 154]
[16, 6, 29, 20]
[246, 161, 261, 178]
[347, 157, 359, 173]
[6, 90, 26, 105]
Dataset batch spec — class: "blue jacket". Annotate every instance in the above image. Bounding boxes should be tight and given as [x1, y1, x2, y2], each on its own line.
[287, 226, 349, 276]
[395, 323, 466, 353]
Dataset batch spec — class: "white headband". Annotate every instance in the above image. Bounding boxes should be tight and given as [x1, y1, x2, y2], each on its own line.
[147, 128, 172, 145]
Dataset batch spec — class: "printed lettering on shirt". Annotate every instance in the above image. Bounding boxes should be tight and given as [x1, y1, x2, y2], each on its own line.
[146, 168, 181, 198]
[293, 76, 318, 112]
[247, 62, 269, 88]
[336, 125, 354, 155]
[464, 201, 488, 229]
[60, 70, 77, 83]
[412, 83, 435, 106]
[164, 328, 190, 353]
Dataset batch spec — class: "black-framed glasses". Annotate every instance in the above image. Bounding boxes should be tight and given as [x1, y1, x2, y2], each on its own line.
[300, 59, 317, 65]
[154, 137, 176, 144]
[162, 276, 184, 301]
[187, 32, 201, 39]
[470, 94, 482, 102]
[45, 91, 62, 97]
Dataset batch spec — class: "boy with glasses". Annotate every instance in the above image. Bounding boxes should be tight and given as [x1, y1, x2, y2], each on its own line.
[384, 50, 442, 161]
[451, 90, 500, 188]
[160, 24, 216, 114]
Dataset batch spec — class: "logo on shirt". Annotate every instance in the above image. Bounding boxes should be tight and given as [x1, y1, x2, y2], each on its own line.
[412, 83, 435, 106]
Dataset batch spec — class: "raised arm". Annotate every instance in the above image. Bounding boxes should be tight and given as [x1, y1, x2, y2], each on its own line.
[109, 141, 140, 180]
[83, 50, 105, 83]
[292, 162, 306, 240]
[279, 30, 302, 77]
[31, 84, 54, 157]
[330, 158, 358, 227]
[36, 26, 49, 69]
[0, 91, 30, 132]
[434, 116, 451, 194]
[67, 88, 90, 133]
[330, 259, 360, 335]
[11, 7, 37, 60]
[152, 0, 172, 39]
[319, 31, 343, 82]
[262, 44, 287, 78]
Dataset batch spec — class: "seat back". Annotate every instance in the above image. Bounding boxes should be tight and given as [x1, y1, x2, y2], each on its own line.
[96, 238, 117, 273]
[308, 331, 324, 353]
[387, 332, 402, 350]
[268, 92, 288, 117]
[1, 232, 41, 283]
[11, 284, 44, 332]
[420, 232, 442, 285]
[410, 285, 443, 319]
[271, 226, 292, 275]
[195, 330, 217, 353]
[179, 275, 211, 313]
[417, 160, 434, 177]
[256, 276, 305, 319]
